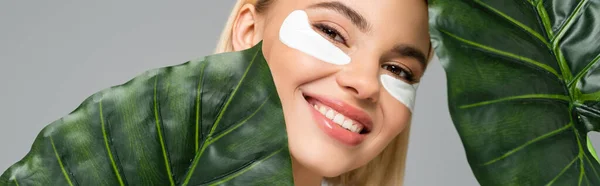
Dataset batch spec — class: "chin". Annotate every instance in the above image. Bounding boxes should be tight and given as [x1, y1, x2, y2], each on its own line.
[281, 88, 380, 179]
[288, 144, 353, 177]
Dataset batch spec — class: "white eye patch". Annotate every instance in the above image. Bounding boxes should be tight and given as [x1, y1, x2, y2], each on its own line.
[280, 10, 417, 112]
[380, 75, 419, 112]
[279, 10, 351, 65]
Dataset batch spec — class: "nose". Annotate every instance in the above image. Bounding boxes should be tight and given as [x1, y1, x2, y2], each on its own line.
[335, 56, 381, 102]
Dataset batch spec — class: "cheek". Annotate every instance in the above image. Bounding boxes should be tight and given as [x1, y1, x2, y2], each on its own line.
[350, 102, 410, 171]
[265, 44, 330, 89]
[379, 98, 412, 144]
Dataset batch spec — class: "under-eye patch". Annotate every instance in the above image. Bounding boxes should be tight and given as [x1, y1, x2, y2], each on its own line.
[280, 10, 417, 111]
[380, 75, 419, 112]
[279, 10, 351, 65]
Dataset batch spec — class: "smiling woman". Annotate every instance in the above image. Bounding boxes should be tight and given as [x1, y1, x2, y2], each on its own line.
[216, 0, 431, 185]
[0, 0, 431, 185]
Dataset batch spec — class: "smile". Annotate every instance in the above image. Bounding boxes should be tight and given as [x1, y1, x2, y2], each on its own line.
[312, 103, 364, 134]
[303, 93, 373, 146]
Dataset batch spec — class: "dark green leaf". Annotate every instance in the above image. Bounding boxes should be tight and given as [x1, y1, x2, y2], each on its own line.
[0, 42, 293, 186]
[429, 0, 600, 185]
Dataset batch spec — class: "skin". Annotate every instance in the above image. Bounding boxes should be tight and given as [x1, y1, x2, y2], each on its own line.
[230, 0, 430, 185]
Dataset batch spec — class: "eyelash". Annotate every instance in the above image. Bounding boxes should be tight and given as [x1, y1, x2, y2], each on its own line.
[312, 23, 348, 46]
[312, 23, 415, 83]
[382, 63, 415, 83]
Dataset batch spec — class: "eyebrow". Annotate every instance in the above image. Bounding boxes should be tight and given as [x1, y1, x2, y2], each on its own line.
[308, 1, 371, 33]
[392, 44, 428, 68]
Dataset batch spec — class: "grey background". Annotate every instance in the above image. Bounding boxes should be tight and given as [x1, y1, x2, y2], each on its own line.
[2, 1, 598, 185]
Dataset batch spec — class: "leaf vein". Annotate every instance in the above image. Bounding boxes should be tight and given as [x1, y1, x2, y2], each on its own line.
[181, 48, 261, 186]
[552, 0, 589, 44]
[50, 137, 74, 186]
[581, 91, 600, 102]
[209, 48, 260, 137]
[208, 96, 271, 144]
[195, 63, 207, 152]
[460, 94, 570, 109]
[473, 0, 551, 47]
[583, 152, 600, 181]
[207, 147, 286, 186]
[439, 29, 561, 78]
[545, 156, 579, 186]
[586, 175, 591, 186]
[569, 54, 600, 88]
[536, 0, 554, 39]
[579, 157, 585, 186]
[482, 123, 572, 165]
[573, 128, 591, 185]
[578, 132, 600, 180]
[99, 101, 126, 186]
[546, 1, 588, 82]
[153, 76, 175, 186]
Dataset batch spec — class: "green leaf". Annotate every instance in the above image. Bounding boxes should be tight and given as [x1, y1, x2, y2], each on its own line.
[429, 0, 600, 185]
[0, 42, 293, 186]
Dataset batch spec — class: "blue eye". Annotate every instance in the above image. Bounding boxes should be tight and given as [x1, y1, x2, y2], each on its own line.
[313, 23, 347, 46]
[382, 64, 414, 83]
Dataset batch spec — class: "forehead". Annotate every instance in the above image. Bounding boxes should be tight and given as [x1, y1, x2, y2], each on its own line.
[274, 0, 428, 28]
[345, 0, 429, 44]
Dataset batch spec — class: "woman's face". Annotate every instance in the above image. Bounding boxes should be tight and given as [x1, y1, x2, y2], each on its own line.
[244, 0, 429, 177]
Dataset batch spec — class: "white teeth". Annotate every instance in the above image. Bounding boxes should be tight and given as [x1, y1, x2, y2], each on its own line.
[342, 120, 353, 130]
[333, 114, 345, 124]
[312, 103, 364, 134]
[319, 106, 327, 114]
[325, 110, 335, 119]
[351, 125, 359, 133]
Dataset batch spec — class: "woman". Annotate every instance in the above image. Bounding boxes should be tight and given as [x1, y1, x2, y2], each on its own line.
[0, 0, 431, 185]
[215, 0, 431, 185]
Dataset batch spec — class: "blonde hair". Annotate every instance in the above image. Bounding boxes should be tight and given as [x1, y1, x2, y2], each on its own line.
[215, 1, 412, 185]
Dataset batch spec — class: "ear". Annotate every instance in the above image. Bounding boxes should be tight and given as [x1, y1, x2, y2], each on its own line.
[231, 4, 264, 51]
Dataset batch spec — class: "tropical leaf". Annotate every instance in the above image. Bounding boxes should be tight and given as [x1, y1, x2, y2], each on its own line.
[429, 0, 600, 185]
[0, 42, 293, 186]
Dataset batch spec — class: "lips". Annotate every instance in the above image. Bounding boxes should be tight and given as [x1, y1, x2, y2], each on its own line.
[313, 103, 364, 133]
[303, 92, 373, 146]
